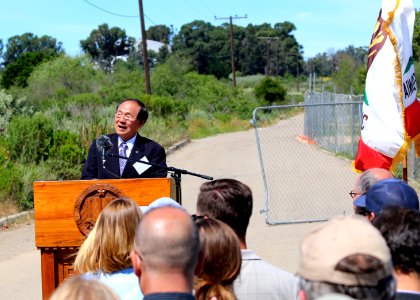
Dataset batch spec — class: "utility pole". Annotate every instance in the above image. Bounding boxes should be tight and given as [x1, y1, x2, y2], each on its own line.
[257, 37, 280, 76]
[215, 15, 247, 88]
[138, 0, 151, 95]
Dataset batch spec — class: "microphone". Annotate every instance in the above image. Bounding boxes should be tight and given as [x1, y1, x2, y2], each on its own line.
[96, 135, 113, 166]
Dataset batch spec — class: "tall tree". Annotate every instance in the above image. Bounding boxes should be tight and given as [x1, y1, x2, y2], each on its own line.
[412, 10, 420, 61]
[331, 53, 361, 94]
[0, 39, 3, 61]
[237, 24, 265, 75]
[2, 33, 63, 67]
[172, 20, 215, 74]
[1, 51, 54, 88]
[254, 22, 303, 76]
[80, 23, 135, 73]
[147, 25, 172, 44]
[172, 20, 303, 78]
[305, 52, 333, 76]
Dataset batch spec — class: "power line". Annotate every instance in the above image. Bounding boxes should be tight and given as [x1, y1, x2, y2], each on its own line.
[144, 15, 157, 26]
[147, 0, 181, 22]
[82, 0, 138, 17]
[182, 0, 211, 20]
[82, 0, 157, 25]
[195, 0, 218, 16]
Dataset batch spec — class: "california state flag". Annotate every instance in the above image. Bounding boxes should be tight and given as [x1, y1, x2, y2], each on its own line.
[354, 0, 420, 172]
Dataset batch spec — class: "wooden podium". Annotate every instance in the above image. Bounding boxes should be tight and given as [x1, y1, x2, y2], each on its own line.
[34, 178, 176, 299]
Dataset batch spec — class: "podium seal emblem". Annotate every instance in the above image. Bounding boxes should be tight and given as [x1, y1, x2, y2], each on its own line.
[74, 184, 125, 236]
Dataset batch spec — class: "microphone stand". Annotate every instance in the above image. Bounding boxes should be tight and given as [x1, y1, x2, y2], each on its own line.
[106, 153, 213, 205]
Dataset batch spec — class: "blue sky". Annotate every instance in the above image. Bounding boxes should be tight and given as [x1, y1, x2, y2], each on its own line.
[1, 0, 419, 59]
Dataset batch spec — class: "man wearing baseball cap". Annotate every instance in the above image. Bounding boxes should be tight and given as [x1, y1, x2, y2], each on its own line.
[353, 178, 419, 220]
[296, 215, 396, 300]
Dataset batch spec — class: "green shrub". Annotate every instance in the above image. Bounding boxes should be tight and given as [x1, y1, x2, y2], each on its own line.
[179, 72, 233, 112]
[0, 162, 24, 205]
[254, 77, 287, 105]
[14, 161, 61, 209]
[0, 89, 33, 131]
[236, 74, 265, 88]
[186, 109, 251, 138]
[151, 54, 193, 96]
[141, 115, 188, 148]
[98, 67, 145, 105]
[50, 130, 85, 165]
[66, 93, 101, 106]
[0, 144, 8, 165]
[140, 95, 188, 119]
[25, 55, 102, 108]
[44, 158, 83, 180]
[1, 51, 55, 89]
[6, 113, 54, 163]
[98, 85, 143, 106]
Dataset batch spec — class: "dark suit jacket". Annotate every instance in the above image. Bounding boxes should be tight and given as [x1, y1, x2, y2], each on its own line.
[81, 133, 167, 179]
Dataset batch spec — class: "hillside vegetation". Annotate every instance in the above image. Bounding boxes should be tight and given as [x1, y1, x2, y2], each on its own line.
[0, 54, 296, 214]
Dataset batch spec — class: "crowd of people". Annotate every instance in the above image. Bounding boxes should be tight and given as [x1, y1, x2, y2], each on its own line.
[59, 100, 419, 299]
[49, 169, 420, 300]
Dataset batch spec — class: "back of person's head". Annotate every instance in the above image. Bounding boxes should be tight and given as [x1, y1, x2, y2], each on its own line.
[197, 178, 253, 239]
[353, 178, 419, 216]
[134, 205, 200, 278]
[194, 218, 241, 300]
[372, 206, 420, 276]
[355, 168, 394, 196]
[297, 215, 395, 300]
[74, 197, 142, 274]
[49, 275, 119, 300]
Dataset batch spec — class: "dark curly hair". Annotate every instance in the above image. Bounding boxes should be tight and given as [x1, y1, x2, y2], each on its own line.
[372, 206, 420, 275]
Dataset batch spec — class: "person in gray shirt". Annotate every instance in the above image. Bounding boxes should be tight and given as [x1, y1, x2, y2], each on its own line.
[196, 178, 298, 300]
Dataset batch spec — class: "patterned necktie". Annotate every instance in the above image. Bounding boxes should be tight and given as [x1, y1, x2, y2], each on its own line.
[119, 142, 128, 176]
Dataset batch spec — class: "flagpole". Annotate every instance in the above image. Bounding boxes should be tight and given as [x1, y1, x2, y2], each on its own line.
[403, 157, 408, 182]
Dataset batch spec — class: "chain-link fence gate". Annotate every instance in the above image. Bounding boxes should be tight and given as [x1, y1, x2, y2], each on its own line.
[251, 92, 363, 225]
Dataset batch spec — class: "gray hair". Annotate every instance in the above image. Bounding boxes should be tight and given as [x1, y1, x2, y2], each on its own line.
[356, 168, 393, 194]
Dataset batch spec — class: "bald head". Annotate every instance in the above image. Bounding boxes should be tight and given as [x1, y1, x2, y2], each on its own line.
[134, 206, 199, 276]
[354, 168, 393, 198]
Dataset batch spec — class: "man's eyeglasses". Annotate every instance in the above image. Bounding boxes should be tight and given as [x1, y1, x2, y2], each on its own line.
[191, 214, 208, 221]
[349, 190, 361, 199]
[115, 111, 134, 121]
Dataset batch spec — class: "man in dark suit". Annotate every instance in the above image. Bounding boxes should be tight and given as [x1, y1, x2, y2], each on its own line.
[81, 98, 167, 179]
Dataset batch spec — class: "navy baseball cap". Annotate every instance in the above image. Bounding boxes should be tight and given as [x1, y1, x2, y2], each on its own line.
[353, 178, 419, 213]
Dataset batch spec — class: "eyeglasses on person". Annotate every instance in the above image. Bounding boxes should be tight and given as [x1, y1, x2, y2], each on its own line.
[115, 111, 134, 121]
[349, 190, 361, 199]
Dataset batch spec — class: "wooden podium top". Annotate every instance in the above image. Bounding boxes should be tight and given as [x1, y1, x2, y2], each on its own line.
[34, 178, 175, 248]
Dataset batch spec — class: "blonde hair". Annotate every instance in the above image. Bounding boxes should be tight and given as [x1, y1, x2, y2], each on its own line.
[74, 197, 142, 274]
[194, 218, 241, 300]
[49, 275, 119, 300]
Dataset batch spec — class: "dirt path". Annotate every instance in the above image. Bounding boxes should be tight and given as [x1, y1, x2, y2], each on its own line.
[0, 114, 357, 299]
